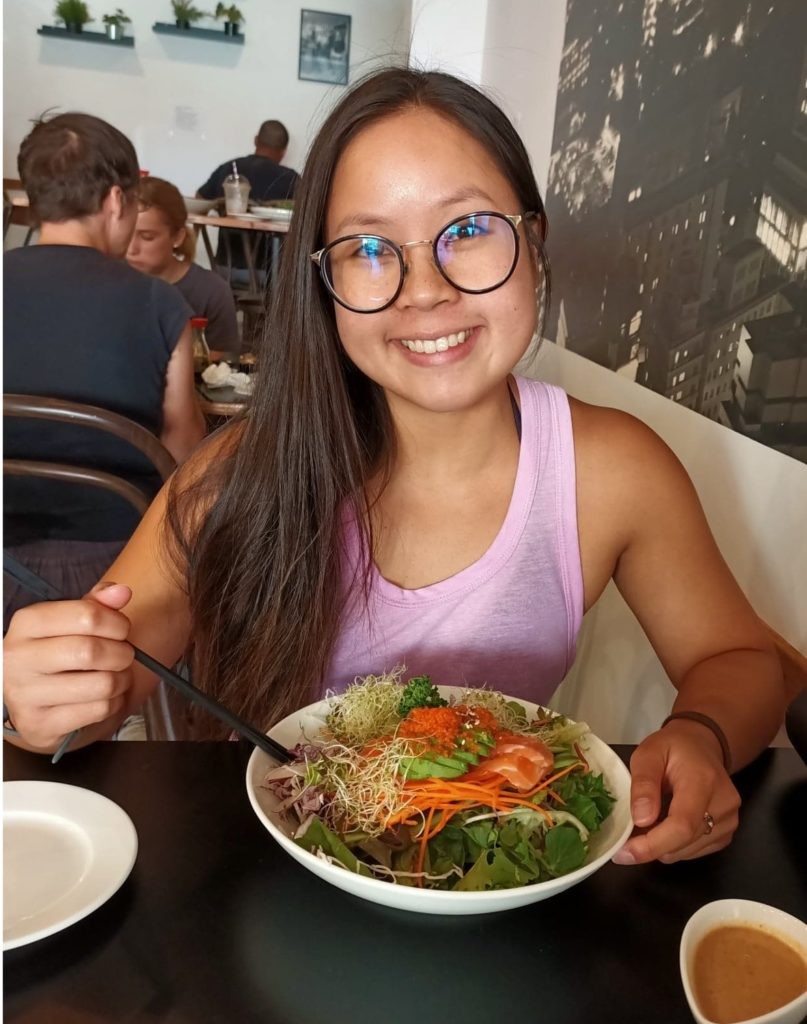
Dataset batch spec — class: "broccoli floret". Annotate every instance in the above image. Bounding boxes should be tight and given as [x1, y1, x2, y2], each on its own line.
[398, 675, 448, 717]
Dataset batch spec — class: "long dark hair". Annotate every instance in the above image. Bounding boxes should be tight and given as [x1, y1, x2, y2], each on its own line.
[165, 67, 550, 737]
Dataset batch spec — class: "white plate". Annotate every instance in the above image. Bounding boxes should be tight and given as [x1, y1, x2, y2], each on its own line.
[3, 781, 138, 950]
[246, 687, 633, 915]
[247, 206, 293, 222]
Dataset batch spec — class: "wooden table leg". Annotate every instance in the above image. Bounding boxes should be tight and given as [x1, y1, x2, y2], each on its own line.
[199, 224, 216, 268]
[270, 233, 281, 284]
[241, 230, 259, 295]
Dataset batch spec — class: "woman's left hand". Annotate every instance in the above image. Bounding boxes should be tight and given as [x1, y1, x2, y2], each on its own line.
[612, 719, 741, 865]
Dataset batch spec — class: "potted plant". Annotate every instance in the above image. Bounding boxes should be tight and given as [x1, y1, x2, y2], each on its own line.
[54, 0, 92, 32]
[171, 0, 205, 29]
[213, 2, 243, 35]
[226, 5, 244, 35]
[102, 7, 130, 40]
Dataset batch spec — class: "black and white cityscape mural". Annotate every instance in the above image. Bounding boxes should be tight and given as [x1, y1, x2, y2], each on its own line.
[545, 0, 807, 464]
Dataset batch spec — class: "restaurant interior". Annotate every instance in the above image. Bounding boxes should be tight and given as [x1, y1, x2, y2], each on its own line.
[3, 1, 807, 1021]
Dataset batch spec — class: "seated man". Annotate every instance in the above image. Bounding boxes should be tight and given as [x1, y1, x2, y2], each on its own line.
[197, 119, 300, 286]
[4, 112, 206, 627]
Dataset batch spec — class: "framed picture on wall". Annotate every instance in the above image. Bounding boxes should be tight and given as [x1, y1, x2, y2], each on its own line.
[298, 9, 351, 86]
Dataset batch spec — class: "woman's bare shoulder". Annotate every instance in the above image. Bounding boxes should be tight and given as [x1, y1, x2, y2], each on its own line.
[568, 396, 688, 493]
[568, 396, 702, 600]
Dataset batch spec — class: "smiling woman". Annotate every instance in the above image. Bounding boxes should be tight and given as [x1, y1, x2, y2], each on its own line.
[4, 69, 787, 875]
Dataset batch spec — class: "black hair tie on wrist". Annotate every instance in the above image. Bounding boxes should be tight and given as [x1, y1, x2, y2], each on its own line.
[661, 710, 732, 773]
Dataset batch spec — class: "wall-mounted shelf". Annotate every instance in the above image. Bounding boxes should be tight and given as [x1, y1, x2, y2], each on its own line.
[152, 22, 244, 45]
[37, 25, 135, 47]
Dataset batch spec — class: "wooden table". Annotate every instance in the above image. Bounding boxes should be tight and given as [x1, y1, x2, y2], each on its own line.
[187, 212, 290, 294]
[4, 742, 805, 1023]
[3, 190, 33, 243]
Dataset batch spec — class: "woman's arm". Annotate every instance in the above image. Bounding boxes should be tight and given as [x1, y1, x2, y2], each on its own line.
[160, 324, 206, 463]
[3, 485, 192, 754]
[572, 401, 786, 863]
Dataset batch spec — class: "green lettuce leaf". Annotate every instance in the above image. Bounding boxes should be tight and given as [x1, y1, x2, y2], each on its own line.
[541, 824, 587, 876]
[294, 816, 374, 877]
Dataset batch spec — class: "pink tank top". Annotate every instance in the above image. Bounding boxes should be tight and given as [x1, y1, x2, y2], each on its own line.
[320, 377, 584, 704]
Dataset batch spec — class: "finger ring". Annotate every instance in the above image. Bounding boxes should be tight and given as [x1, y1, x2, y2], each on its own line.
[703, 811, 715, 836]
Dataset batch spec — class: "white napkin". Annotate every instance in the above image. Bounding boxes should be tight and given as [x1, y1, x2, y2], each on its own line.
[201, 362, 254, 396]
[201, 362, 234, 388]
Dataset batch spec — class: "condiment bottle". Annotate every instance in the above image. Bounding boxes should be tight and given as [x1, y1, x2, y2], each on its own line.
[191, 317, 211, 375]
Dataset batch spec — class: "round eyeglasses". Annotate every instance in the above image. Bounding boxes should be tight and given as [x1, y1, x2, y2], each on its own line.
[311, 211, 533, 314]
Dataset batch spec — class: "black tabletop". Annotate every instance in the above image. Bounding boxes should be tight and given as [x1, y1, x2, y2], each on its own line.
[4, 742, 806, 1024]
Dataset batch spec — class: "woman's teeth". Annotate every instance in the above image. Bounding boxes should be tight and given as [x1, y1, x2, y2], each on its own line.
[400, 329, 471, 354]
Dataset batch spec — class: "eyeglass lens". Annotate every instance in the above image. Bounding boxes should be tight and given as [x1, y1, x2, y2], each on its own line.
[322, 213, 518, 311]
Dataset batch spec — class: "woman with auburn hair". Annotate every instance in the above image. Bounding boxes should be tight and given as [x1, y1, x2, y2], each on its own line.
[4, 68, 787, 870]
[127, 176, 239, 351]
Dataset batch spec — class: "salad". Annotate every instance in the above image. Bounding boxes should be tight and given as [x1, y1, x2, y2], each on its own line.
[263, 671, 616, 891]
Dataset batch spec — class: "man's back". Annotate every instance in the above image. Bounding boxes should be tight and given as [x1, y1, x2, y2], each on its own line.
[198, 154, 299, 203]
[4, 244, 190, 542]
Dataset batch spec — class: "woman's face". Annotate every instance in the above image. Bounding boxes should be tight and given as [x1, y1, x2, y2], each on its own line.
[324, 108, 541, 415]
[126, 206, 185, 276]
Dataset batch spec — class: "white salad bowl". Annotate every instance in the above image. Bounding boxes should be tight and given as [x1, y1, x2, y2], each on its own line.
[246, 687, 633, 915]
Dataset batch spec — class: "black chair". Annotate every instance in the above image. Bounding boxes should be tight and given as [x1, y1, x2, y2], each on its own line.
[3, 394, 181, 739]
[4, 393, 175, 510]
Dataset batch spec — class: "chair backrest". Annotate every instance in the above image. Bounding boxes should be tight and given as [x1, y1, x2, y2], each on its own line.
[3, 394, 176, 516]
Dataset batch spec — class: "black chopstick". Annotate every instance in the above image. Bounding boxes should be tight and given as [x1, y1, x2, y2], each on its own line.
[3, 552, 292, 765]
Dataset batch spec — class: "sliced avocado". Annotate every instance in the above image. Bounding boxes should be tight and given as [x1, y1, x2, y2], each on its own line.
[432, 754, 469, 771]
[399, 755, 467, 780]
[453, 749, 480, 765]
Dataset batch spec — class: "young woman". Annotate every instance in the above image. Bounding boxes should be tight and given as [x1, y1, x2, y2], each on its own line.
[4, 69, 787, 868]
[126, 176, 239, 351]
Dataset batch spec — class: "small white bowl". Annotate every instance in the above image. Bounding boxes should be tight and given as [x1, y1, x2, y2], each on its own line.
[183, 196, 219, 215]
[680, 899, 807, 1024]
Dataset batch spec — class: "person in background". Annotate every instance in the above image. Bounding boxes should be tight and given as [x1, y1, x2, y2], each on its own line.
[197, 119, 299, 205]
[127, 176, 239, 352]
[4, 72, 787, 874]
[196, 120, 300, 285]
[3, 112, 205, 628]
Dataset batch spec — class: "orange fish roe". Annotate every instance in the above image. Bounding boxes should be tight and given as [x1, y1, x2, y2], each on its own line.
[455, 705, 499, 733]
[399, 706, 462, 753]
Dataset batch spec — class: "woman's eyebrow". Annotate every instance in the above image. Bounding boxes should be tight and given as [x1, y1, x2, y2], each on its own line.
[331, 187, 498, 236]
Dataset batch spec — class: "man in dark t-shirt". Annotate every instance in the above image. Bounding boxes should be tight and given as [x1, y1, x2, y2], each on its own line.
[197, 119, 299, 279]
[4, 112, 206, 625]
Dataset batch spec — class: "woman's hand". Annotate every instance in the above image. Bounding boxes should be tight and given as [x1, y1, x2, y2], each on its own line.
[3, 582, 136, 752]
[612, 719, 741, 865]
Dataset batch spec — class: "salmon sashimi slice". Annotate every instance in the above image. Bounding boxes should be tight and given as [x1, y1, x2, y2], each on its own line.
[480, 733, 554, 792]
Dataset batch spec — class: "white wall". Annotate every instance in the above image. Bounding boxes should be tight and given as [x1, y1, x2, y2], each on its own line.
[3, 0, 411, 193]
[409, 0, 488, 84]
[481, 0, 566, 195]
[524, 343, 807, 743]
[409, 0, 566, 193]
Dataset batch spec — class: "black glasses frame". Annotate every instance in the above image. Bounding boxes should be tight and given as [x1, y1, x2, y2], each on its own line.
[311, 211, 533, 314]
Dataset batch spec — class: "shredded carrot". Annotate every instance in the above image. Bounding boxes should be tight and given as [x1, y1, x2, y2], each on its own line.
[416, 806, 437, 884]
